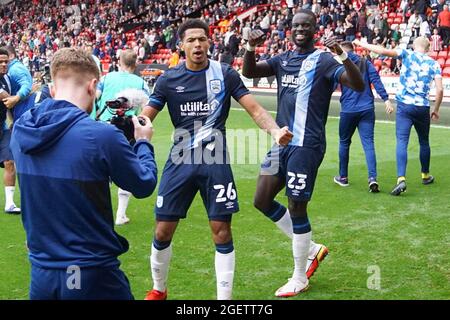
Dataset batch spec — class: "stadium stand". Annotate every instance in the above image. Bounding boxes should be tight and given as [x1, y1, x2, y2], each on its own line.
[0, 0, 449, 77]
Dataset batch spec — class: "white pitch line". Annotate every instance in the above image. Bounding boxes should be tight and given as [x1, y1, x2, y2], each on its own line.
[230, 108, 450, 130]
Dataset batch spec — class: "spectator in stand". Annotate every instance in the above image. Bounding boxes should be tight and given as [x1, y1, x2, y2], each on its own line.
[413, 0, 429, 20]
[168, 48, 180, 68]
[276, 13, 288, 40]
[408, 10, 423, 38]
[319, 7, 333, 27]
[373, 27, 387, 46]
[379, 62, 393, 75]
[235, 42, 246, 58]
[420, 19, 432, 37]
[344, 13, 357, 42]
[431, 28, 443, 51]
[242, 22, 252, 42]
[260, 12, 272, 35]
[109, 59, 119, 72]
[438, 5, 450, 48]
[389, 25, 402, 44]
[358, 7, 370, 39]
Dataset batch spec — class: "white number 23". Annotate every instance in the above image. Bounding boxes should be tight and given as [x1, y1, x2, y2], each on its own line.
[287, 172, 307, 190]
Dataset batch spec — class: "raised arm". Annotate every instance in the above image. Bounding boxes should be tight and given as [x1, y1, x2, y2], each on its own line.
[242, 30, 275, 78]
[353, 39, 399, 58]
[324, 36, 364, 92]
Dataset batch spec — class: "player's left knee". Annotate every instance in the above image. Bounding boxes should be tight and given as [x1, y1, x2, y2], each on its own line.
[288, 200, 308, 218]
[211, 225, 232, 244]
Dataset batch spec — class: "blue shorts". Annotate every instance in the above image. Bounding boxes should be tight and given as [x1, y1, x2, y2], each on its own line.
[30, 265, 134, 300]
[155, 160, 239, 221]
[261, 145, 325, 201]
[0, 129, 13, 167]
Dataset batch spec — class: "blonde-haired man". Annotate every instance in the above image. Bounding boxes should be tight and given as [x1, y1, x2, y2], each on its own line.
[353, 37, 443, 195]
[96, 48, 152, 226]
[10, 48, 157, 300]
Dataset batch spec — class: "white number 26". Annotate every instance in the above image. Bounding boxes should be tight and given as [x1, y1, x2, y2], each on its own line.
[214, 183, 237, 203]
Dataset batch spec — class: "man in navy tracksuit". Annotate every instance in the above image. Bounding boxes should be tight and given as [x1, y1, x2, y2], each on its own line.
[333, 41, 393, 192]
[10, 48, 157, 300]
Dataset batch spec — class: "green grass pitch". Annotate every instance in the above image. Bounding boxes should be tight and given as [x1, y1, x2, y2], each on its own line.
[0, 96, 449, 300]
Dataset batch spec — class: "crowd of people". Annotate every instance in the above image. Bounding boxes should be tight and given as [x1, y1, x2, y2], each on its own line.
[0, 0, 444, 301]
[2, 0, 450, 79]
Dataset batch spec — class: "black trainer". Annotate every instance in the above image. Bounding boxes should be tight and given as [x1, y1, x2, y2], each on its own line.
[390, 180, 407, 196]
[368, 178, 380, 193]
[422, 175, 435, 185]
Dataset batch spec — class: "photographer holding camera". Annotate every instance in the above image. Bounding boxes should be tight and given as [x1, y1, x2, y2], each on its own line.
[96, 49, 151, 225]
[10, 48, 157, 300]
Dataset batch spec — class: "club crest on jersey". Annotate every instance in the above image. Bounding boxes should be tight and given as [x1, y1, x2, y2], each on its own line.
[302, 60, 314, 71]
[210, 80, 222, 94]
[156, 196, 163, 208]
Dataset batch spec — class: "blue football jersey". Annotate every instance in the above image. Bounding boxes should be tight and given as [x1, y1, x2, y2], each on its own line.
[266, 49, 344, 149]
[149, 60, 249, 150]
[394, 48, 442, 107]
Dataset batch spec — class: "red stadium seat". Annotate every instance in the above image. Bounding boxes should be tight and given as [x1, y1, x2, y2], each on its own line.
[438, 51, 448, 58]
[428, 51, 438, 59]
[387, 18, 394, 24]
[437, 58, 445, 67]
[442, 66, 450, 77]
[394, 17, 403, 24]
[445, 58, 450, 67]
[389, 12, 396, 18]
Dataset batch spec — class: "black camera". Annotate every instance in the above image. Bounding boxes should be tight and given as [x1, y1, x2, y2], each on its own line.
[41, 64, 51, 84]
[98, 97, 145, 144]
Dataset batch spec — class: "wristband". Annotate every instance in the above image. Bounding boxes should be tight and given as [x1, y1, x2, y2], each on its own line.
[338, 51, 348, 62]
[246, 43, 255, 52]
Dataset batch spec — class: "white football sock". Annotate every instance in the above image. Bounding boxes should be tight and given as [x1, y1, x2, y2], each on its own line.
[275, 210, 318, 257]
[275, 209, 293, 239]
[215, 250, 235, 300]
[116, 188, 131, 219]
[5, 186, 16, 209]
[150, 243, 172, 292]
[292, 231, 312, 283]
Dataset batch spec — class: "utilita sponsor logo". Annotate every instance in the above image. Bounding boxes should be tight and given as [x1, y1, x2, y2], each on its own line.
[281, 74, 300, 87]
[180, 101, 217, 112]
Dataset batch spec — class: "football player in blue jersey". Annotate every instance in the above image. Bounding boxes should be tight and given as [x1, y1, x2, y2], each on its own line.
[0, 48, 21, 214]
[141, 19, 293, 300]
[333, 41, 393, 192]
[353, 37, 443, 196]
[243, 10, 364, 297]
